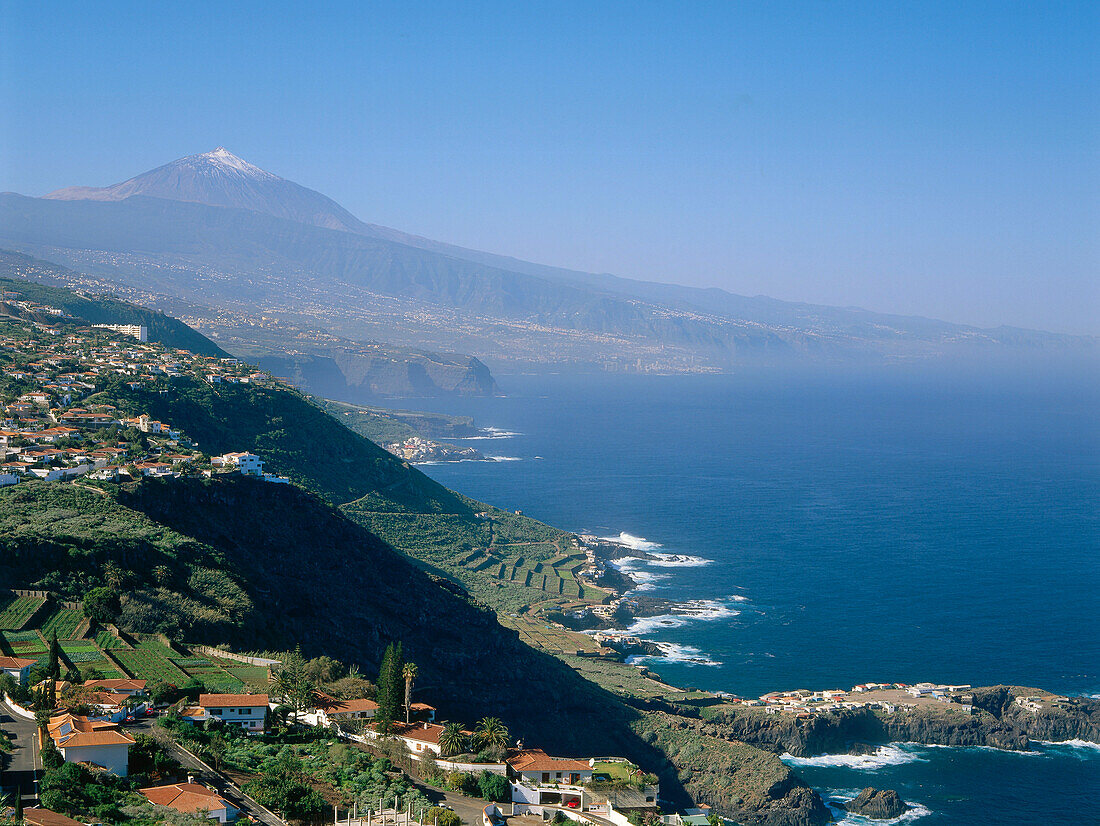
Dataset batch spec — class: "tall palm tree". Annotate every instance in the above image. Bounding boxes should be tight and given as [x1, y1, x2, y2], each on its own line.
[402, 662, 418, 724]
[473, 717, 509, 756]
[439, 722, 467, 758]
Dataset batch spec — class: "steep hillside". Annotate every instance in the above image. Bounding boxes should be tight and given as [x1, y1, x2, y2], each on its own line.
[0, 478, 829, 826]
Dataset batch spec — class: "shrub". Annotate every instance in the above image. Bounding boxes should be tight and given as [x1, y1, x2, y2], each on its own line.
[82, 588, 120, 623]
[444, 771, 476, 795]
[477, 770, 510, 802]
[427, 807, 461, 826]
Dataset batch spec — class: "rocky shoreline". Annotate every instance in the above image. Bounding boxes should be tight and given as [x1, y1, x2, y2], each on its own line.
[661, 686, 1100, 759]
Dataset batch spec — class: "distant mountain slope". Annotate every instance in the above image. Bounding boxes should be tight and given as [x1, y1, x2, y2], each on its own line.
[0, 251, 227, 357]
[5, 149, 1093, 369]
[46, 147, 366, 233]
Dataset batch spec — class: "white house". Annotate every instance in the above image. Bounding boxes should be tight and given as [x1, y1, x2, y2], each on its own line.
[140, 782, 239, 822]
[211, 452, 264, 476]
[0, 655, 36, 686]
[507, 749, 594, 810]
[314, 694, 378, 726]
[47, 713, 135, 776]
[196, 693, 269, 731]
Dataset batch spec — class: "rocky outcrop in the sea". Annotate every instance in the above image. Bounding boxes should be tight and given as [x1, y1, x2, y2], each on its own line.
[843, 788, 908, 820]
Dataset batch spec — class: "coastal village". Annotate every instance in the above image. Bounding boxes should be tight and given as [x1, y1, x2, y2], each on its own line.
[0, 294, 288, 486]
[0, 291, 1095, 826]
[1, 627, 675, 826]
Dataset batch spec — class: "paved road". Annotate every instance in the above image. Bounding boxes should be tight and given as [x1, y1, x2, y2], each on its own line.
[0, 697, 40, 805]
[133, 718, 285, 826]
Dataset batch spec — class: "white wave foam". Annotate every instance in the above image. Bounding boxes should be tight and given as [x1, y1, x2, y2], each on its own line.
[626, 643, 721, 667]
[1037, 739, 1100, 754]
[627, 599, 738, 634]
[486, 455, 522, 462]
[460, 427, 522, 441]
[646, 552, 712, 567]
[825, 797, 932, 825]
[601, 532, 664, 551]
[782, 745, 924, 770]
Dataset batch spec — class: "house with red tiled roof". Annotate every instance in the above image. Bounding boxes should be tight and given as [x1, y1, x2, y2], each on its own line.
[47, 712, 135, 775]
[0, 654, 37, 685]
[21, 807, 89, 826]
[140, 782, 239, 822]
[196, 693, 269, 731]
[82, 678, 146, 696]
[507, 749, 593, 786]
[313, 692, 378, 726]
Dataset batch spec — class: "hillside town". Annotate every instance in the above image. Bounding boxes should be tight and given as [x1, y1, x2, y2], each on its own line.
[0, 297, 288, 486]
[1, 631, 674, 826]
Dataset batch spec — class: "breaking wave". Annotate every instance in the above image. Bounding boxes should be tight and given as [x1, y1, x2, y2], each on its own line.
[781, 744, 925, 770]
[626, 643, 721, 667]
[602, 531, 664, 551]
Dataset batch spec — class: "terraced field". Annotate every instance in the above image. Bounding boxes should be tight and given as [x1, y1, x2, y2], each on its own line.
[0, 596, 46, 630]
[59, 640, 105, 665]
[456, 550, 605, 603]
[0, 629, 48, 664]
[114, 648, 189, 683]
[95, 629, 125, 649]
[170, 654, 245, 692]
[39, 607, 85, 640]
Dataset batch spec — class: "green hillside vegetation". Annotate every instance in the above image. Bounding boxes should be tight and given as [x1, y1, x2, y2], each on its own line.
[0, 283, 829, 823]
[314, 397, 481, 443]
[91, 373, 593, 613]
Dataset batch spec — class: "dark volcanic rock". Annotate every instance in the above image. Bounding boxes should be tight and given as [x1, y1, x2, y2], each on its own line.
[843, 788, 908, 820]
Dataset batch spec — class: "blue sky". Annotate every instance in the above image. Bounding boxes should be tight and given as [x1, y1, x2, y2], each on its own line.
[2, 1, 1097, 333]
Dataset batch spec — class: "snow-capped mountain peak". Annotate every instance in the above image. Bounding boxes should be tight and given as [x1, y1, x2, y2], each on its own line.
[43, 147, 362, 232]
[188, 147, 280, 180]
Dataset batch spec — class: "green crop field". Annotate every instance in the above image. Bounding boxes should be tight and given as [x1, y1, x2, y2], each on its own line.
[95, 629, 126, 650]
[40, 608, 85, 640]
[60, 641, 103, 664]
[114, 649, 189, 683]
[0, 596, 45, 630]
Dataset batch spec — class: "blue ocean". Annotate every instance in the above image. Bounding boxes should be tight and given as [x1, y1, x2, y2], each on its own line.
[403, 366, 1100, 824]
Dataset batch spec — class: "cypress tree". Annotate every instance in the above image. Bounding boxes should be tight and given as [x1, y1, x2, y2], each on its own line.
[48, 632, 60, 681]
[374, 641, 405, 733]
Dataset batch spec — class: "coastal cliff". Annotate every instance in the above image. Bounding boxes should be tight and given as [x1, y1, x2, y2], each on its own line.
[635, 712, 831, 826]
[696, 688, 1100, 757]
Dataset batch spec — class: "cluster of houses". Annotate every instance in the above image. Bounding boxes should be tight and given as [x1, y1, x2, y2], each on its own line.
[712, 681, 985, 716]
[2, 655, 672, 826]
[0, 316, 290, 485]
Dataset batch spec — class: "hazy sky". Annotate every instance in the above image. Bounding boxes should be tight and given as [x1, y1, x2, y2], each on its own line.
[2, 1, 1097, 334]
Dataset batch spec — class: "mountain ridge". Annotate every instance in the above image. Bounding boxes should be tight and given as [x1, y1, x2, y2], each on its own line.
[4, 150, 1093, 372]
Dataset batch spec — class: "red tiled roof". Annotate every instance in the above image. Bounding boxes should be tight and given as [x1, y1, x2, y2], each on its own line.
[22, 808, 87, 826]
[199, 693, 269, 707]
[83, 679, 146, 692]
[140, 782, 232, 814]
[0, 655, 37, 669]
[507, 749, 591, 773]
[389, 722, 444, 745]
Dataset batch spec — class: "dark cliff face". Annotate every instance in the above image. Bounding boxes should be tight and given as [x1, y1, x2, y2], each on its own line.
[256, 351, 500, 400]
